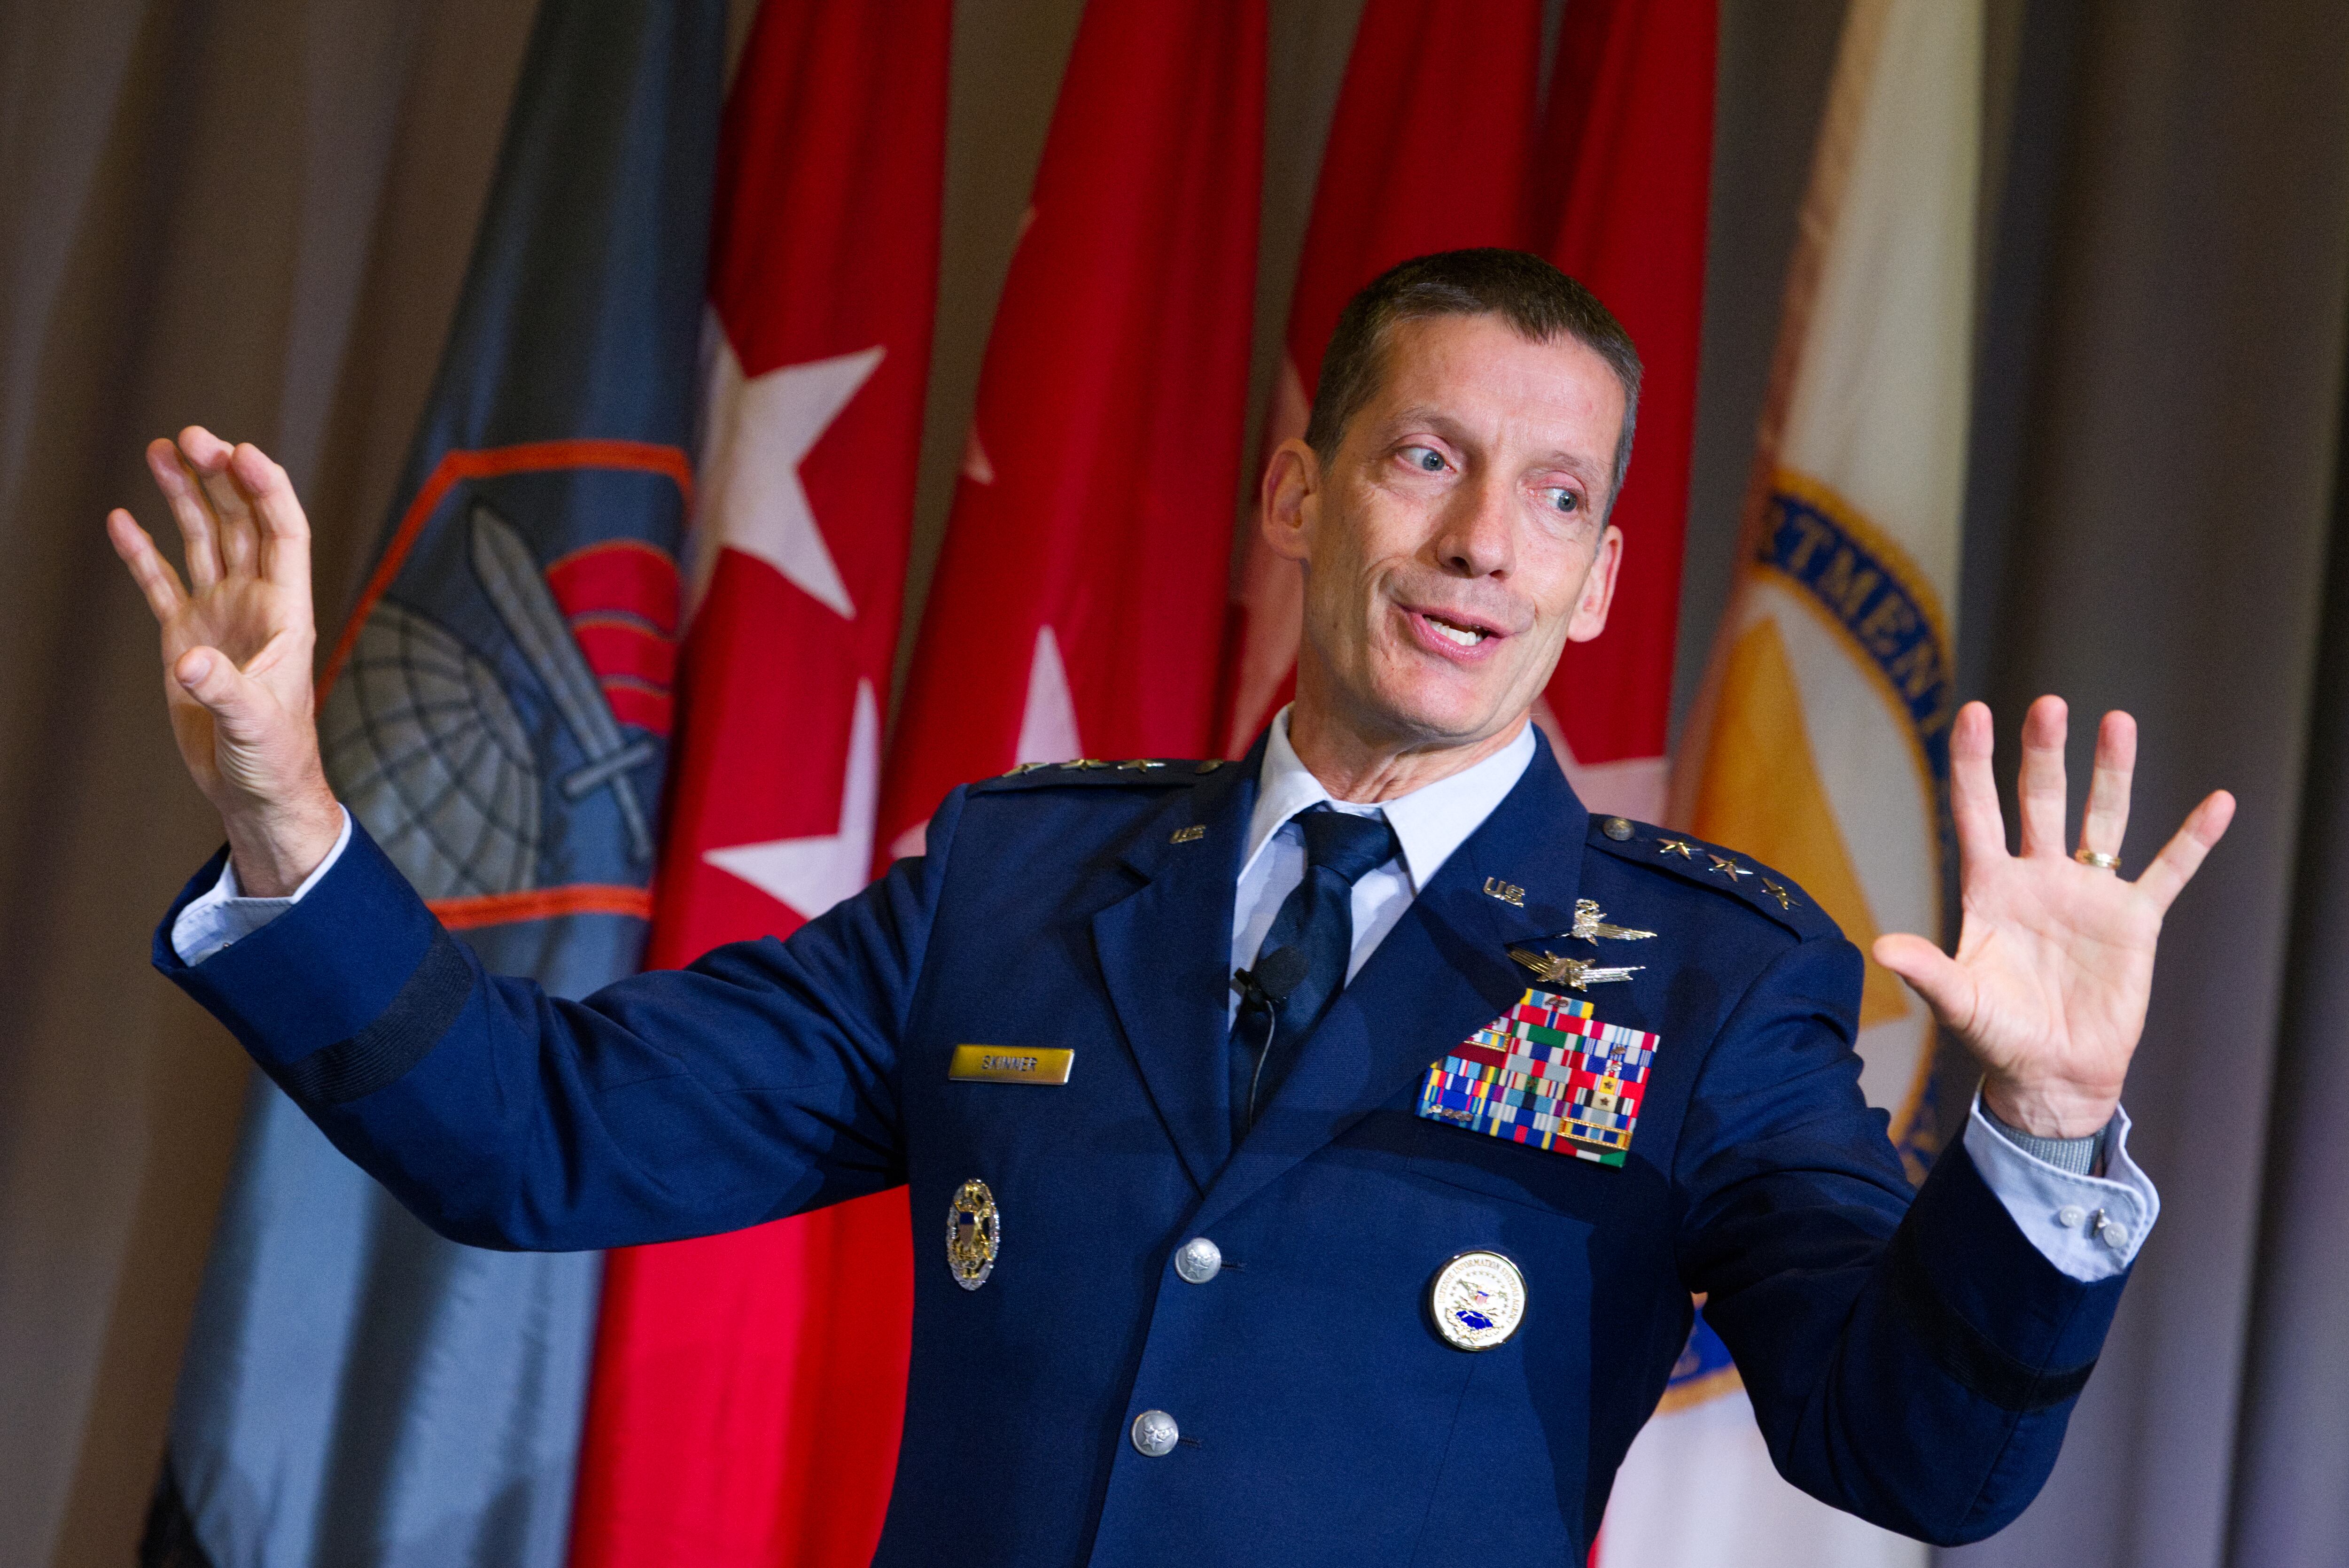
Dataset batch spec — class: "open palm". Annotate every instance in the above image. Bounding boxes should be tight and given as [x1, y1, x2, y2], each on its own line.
[109, 427, 339, 893]
[1875, 698, 2233, 1138]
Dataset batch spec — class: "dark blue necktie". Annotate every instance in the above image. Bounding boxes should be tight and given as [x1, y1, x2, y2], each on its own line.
[1232, 804, 1400, 1135]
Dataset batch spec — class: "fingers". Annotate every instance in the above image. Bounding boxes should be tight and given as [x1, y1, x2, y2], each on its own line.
[107, 508, 188, 622]
[179, 426, 262, 578]
[2080, 710, 2136, 859]
[1873, 932, 1978, 1035]
[146, 437, 222, 590]
[230, 444, 313, 601]
[2134, 789, 2236, 913]
[1947, 701, 2010, 867]
[2017, 695, 2070, 857]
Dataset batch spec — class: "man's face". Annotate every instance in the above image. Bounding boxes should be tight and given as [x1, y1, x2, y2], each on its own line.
[1267, 312, 1626, 755]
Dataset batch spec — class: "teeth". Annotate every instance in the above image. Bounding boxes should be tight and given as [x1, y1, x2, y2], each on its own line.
[1427, 616, 1484, 647]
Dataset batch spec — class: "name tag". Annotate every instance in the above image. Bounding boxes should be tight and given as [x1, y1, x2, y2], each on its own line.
[948, 1045, 1075, 1085]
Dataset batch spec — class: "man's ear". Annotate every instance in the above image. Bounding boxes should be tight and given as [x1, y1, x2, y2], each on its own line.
[1564, 524, 1625, 643]
[1260, 438, 1320, 564]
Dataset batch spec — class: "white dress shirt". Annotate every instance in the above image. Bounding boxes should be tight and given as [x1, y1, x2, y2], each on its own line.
[172, 806, 353, 968]
[1228, 708, 1536, 1005]
[172, 713, 2158, 1281]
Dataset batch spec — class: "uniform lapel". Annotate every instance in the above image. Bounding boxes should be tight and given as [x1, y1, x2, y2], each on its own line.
[1185, 736, 1592, 1238]
[1089, 749, 1260, 1194]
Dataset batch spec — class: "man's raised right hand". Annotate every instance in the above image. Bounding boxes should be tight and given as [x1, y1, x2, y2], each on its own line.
[110, 427, 342, 897]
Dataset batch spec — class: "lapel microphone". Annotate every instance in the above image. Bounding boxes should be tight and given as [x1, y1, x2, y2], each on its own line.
[1233, 946, 1310, 1130]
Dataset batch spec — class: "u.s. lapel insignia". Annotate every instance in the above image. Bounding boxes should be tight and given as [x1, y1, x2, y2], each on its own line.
[1508, 947, 1642, 990]
[1482, 876, 1526, 907]
[1415, 988, 1662, 1166]
[946, 1177, 1000, 1290]
[1571, 899, 1656, 944]
[1428, 1250, 1527, 1351]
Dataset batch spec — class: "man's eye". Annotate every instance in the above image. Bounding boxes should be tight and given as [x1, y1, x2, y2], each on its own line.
[1544, 487, 1581, 513]
[1401, 446, 1446, 473]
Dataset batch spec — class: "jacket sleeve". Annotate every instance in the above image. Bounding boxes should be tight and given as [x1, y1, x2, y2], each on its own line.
[152, 788, 968, 1253]
[1674, 932, 2126, 1545]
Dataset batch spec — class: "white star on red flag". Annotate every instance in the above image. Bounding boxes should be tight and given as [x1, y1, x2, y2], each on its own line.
[690, 334, 884, 620]
[703, 678, 880, 921]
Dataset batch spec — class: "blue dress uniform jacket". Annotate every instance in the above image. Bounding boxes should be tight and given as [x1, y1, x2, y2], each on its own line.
[156, 732, 2123, 1565]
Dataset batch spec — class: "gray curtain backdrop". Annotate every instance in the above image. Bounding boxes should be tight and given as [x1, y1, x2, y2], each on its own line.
[1, 2, 2343, 1566]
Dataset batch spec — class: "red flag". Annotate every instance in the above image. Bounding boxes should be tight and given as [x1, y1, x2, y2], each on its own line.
[1217, 0, 1544, 757]
[567, 2, 948, 1564]
[1531, 0, 1716, 821]
[879, 0, 1266, 853]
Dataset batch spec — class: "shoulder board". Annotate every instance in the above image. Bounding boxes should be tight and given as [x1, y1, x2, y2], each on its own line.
[1582, 813, 1838, 942]
[967, 758, 1229, 792]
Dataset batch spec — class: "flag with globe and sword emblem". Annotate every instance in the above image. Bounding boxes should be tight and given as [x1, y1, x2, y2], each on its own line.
[144, 6, 723, 1568]
[564, 2, 949, 1565]
[1604, 1, 1981, 1564]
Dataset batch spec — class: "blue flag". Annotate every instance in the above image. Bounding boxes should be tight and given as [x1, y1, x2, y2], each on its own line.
[148, 6, 723, 1565]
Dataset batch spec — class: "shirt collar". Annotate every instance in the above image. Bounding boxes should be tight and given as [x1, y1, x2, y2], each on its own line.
[1240, 707, 1539, 894]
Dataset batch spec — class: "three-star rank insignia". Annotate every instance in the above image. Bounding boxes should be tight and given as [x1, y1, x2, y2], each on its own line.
[1585, 816, 1825, 940]
[946, 1177, 1001, 1291]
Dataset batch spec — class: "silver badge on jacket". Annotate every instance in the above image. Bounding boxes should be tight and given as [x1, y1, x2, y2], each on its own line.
[1428, 1250, 1526, 1351]
[947, 1177, 1001, 1290]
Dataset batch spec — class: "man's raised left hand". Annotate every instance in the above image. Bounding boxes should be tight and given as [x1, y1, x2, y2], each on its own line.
[1874, 696, 2234, 1139]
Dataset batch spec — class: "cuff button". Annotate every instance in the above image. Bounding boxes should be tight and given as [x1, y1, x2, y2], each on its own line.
[2056, 1205, 2085, 1228]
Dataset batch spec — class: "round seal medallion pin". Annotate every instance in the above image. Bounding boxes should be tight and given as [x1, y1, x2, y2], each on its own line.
[946, 1177, 1000, 1290]
[1427, 1250, 1526, 1351]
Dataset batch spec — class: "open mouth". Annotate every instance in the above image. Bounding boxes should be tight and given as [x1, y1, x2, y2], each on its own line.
[1424, 613, 1486, 647]
[1404, 606, 1507, 660]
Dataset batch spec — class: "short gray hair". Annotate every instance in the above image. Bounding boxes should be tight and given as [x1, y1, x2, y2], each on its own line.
[1303, 248, 1643, 509]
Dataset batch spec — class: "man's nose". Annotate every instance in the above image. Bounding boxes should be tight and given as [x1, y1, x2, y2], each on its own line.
[1431, 472, 1514, 578]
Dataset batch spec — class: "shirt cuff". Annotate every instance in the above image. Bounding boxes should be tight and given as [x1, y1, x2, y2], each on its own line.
[169, 807, 355, 965]
[1963, 1086, 2159, 1282]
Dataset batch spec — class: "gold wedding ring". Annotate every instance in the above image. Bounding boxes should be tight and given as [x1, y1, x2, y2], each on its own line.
[2074, 848, 2121, 871]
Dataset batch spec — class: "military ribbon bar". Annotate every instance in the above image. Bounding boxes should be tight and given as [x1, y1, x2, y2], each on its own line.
[1415, 988, 1662, 1167]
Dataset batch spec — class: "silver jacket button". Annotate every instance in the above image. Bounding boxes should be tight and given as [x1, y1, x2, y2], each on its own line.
[1174, 1236, 1222, 1283]
[1131, 1409, 1180, 1457]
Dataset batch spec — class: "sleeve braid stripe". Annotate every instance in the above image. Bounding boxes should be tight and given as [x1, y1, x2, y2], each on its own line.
[273, 928, 473, 1107]
[1884, 1219, 2098, 1413]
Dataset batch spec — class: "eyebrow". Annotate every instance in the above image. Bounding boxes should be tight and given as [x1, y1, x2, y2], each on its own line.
[1379, 405, 1605, 484]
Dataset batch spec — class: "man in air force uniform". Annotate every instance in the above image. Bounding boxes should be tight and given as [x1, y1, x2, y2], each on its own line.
[114, 251, 2232, 1566]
